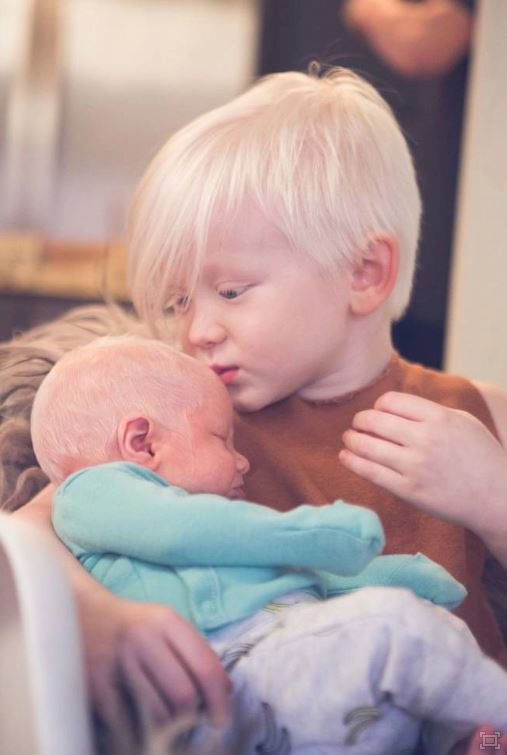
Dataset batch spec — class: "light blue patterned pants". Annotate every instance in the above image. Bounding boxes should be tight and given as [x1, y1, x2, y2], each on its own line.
[203, 586, 507, 755]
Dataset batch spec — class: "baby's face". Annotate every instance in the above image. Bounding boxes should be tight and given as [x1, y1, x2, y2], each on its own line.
[175, 197, 354, 412]
[157, 377, 249, 498]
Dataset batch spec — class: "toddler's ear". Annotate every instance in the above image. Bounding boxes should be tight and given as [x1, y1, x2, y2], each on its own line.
[118, 415, 156, 467]
[349, 235, 399, 316]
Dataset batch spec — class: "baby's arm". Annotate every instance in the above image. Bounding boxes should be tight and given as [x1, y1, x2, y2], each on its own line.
[323, 552, 467, 610]
[13, 486, 232, 728]
[340, 391, 507, 567]
[54, 463, 384, 575]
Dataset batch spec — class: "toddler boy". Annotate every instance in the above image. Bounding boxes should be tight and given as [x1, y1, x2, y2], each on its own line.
[127, 66, 507, 672]
[31, 335, 507, 755]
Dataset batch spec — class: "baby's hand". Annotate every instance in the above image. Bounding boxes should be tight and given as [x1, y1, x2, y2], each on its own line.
[340, 391, 507, 537]
[81, 589, 232, 745]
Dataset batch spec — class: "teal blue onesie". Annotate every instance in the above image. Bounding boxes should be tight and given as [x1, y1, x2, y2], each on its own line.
[53, 462, 466, 634]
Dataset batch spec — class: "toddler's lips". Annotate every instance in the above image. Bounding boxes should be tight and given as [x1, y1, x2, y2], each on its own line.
[211, 365, 239, 385]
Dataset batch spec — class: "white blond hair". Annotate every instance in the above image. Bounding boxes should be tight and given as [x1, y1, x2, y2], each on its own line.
[128, 66, 421, 325]
[31, 335, 210, 483]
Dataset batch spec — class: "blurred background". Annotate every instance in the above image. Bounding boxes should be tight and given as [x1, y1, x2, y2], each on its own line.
[0, 0, 506, 385]
[0, 0, 259, 336]
[0, 0, 259, 239]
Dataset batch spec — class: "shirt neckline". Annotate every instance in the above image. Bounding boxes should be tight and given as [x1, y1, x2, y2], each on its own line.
[298, 352, 400, 407]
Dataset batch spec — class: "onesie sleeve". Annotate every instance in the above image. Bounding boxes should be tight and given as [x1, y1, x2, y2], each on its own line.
[53, 462, 384, 575]
[322, 553, 467, 609]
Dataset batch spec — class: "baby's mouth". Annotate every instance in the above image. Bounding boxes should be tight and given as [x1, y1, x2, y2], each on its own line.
[229, 486, 245, 499]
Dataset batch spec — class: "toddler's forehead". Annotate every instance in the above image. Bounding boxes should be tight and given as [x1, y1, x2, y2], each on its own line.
[208, 198, 277, 242]
[183, 200, 302, 284]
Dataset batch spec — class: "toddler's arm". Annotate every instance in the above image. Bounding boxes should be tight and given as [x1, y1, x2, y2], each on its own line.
[12, 487, 232, 729]
[340, 391, 507, 567]
[54, 462, 384, 575]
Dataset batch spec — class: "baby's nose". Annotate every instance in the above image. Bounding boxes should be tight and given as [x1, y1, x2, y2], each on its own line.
[236, 451, 250, 475]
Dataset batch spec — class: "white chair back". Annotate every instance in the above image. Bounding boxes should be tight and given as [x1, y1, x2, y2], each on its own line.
[0, 512, 94, 755]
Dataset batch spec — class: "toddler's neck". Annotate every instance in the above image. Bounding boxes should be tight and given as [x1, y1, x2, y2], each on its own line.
[297, 324, 394, 402]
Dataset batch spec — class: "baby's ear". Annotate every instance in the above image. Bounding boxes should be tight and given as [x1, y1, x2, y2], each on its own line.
[118, 415, 156, 466]
[349, 234, 399, 316]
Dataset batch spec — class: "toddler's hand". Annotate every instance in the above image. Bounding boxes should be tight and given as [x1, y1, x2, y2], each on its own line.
[340, 391, 507, 536]
[80, 588, 232, 744]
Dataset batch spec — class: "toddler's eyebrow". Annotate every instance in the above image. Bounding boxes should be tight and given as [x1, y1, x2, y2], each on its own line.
[203, 259, 267, 280]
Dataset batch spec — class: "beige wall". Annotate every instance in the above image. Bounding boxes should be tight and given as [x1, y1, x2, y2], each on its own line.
[445, 0, 507, 388]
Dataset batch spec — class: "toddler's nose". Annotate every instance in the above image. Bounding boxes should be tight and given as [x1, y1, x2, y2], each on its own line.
[183, 305, 226, 350]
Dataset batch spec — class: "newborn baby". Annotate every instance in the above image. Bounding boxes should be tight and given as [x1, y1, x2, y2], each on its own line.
[31, 335, 507, 755]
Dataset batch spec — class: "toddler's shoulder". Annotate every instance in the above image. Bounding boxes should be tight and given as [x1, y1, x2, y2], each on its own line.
[396, 357, 492, 411]
[470, 380, 507, 448]
[395, 357, 504, 441]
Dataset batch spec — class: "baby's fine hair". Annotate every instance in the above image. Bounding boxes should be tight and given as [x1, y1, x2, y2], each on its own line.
[0, 304, 143, 510]
[129, 66, 421, 326]
[31, 335, 210, 484]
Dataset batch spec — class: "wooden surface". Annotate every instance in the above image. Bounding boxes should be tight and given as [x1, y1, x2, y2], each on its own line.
[0, 235, 128, 300]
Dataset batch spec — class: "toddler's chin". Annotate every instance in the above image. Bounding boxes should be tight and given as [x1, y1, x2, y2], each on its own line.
[230, 381, 296, 414]
[230, 389, 270, 414]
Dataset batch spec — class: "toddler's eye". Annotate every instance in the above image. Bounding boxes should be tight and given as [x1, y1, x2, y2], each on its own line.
[174, 295, 190, 311]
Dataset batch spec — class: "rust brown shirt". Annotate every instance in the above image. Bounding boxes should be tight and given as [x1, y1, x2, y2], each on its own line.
[235, 354, 507, 666]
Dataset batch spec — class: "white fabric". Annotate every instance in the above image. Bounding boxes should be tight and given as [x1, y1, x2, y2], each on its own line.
[200, 587, 507, 755]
